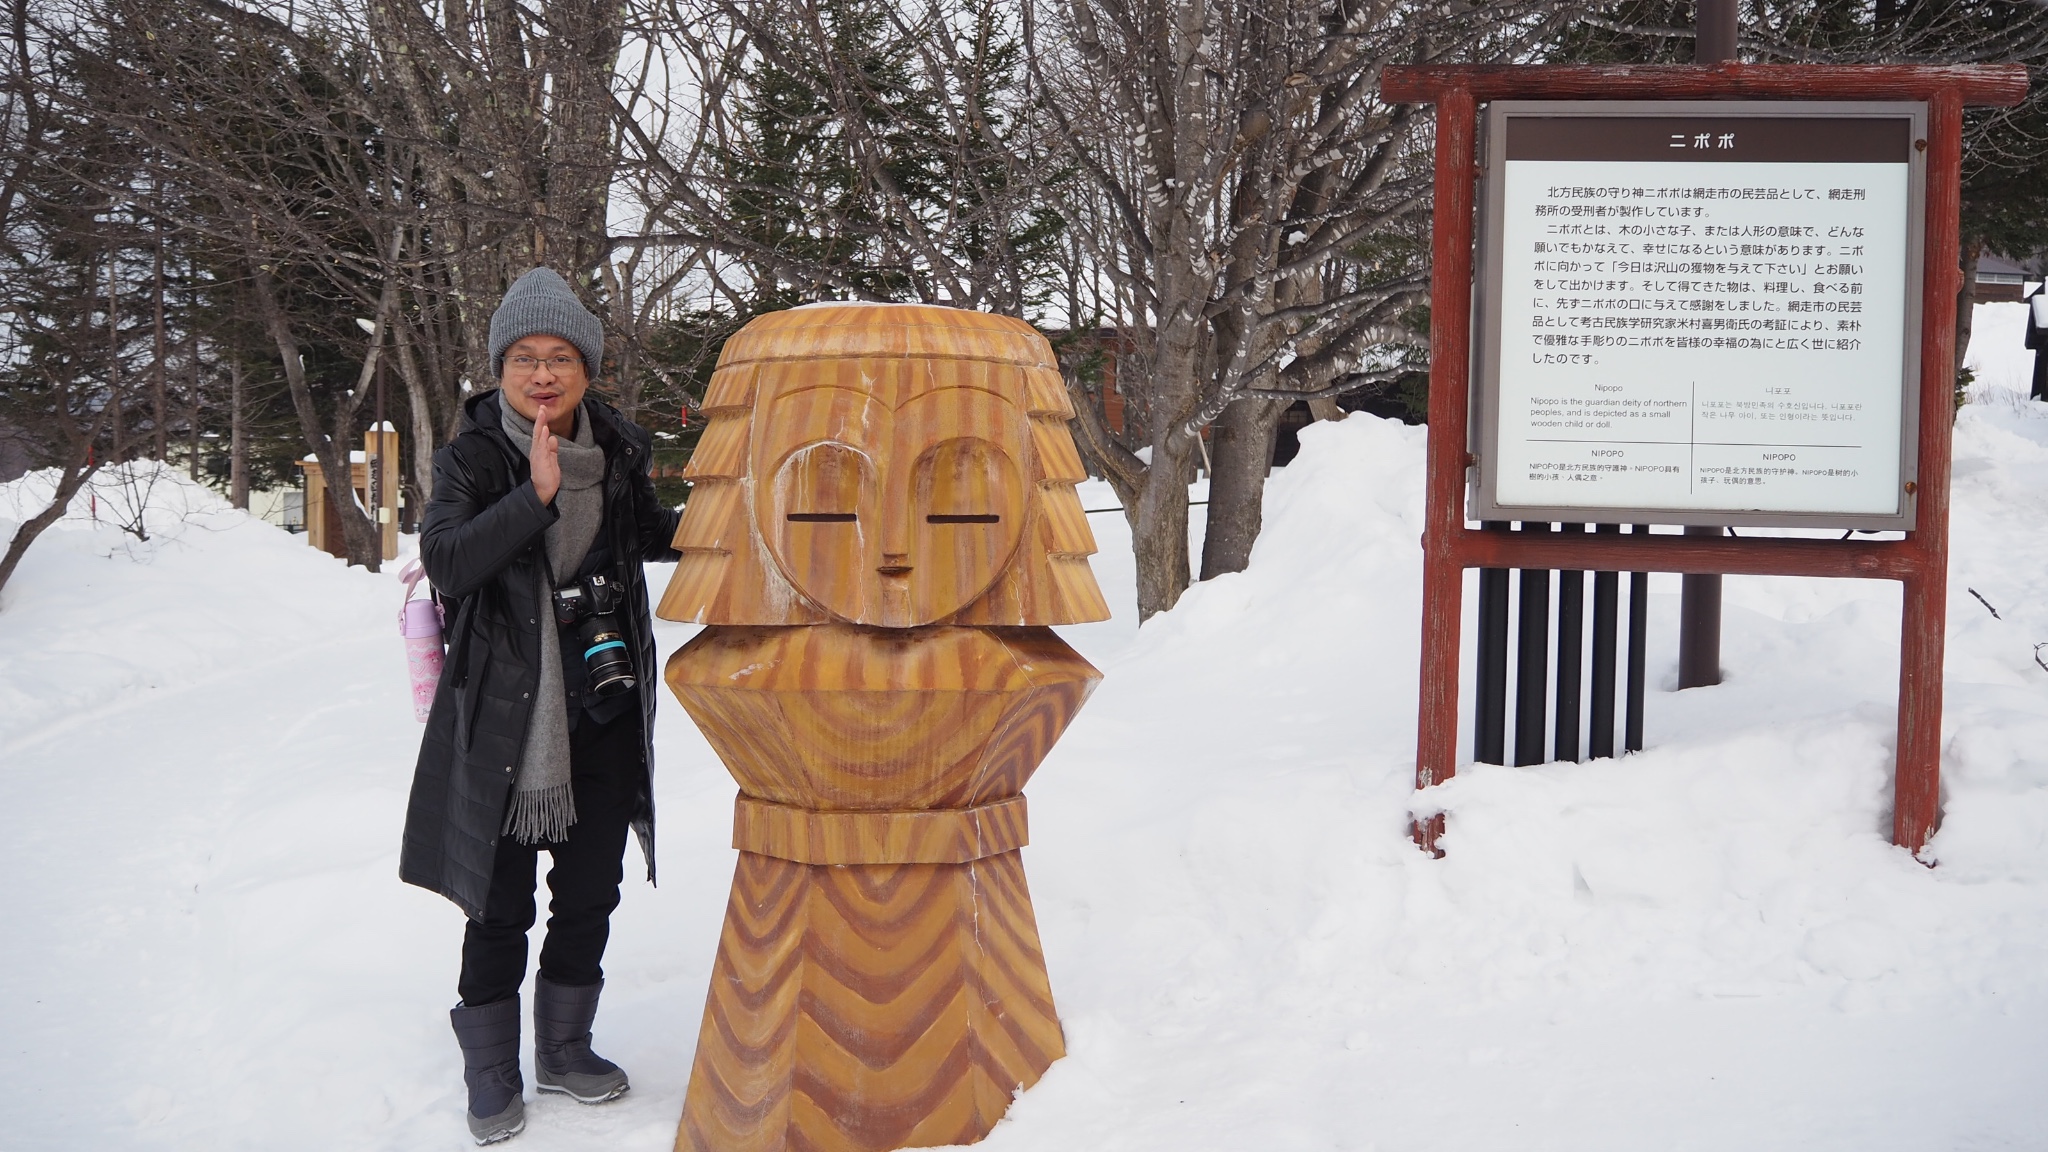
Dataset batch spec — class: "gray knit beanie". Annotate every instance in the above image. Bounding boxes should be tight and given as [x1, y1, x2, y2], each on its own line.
[488, 267, 605, 378]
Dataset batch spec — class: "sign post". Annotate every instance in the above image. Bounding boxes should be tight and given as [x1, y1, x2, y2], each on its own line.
[1386, 63, 2026, 858]
[1682, 0, 1741, 693]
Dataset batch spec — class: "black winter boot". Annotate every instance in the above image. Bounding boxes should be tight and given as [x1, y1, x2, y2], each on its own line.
[450, 996, 527, 1145]
[533, 975, 630, 1103]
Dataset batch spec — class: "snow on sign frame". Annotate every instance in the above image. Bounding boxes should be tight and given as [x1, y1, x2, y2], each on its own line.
[1472, 101, 1928, 530]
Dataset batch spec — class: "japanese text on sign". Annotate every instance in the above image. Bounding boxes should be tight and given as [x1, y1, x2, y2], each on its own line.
[1481, 111, 1919, 524]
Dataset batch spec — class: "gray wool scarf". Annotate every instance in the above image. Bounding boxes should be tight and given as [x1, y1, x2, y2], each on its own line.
[499, 400, 608, 844]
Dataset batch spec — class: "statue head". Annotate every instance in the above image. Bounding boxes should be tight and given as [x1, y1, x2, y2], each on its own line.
[657, 304, 1109, 628]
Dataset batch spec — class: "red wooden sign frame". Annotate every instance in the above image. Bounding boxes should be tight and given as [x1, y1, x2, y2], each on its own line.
[1383, 63, 2028, 858]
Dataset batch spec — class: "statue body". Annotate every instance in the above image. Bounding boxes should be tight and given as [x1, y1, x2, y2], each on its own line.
[658, 304, 1108, 1152]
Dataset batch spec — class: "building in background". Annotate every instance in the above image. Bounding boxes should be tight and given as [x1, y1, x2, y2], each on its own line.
[296, 422, 400, 560]
[1976, 252, 2042, 302]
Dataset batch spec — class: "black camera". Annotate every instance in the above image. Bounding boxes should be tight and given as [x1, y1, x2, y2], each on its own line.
[552, 573, 636, 698]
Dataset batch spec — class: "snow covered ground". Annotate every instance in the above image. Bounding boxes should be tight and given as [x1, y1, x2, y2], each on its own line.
[3, 307, 2047, 1150]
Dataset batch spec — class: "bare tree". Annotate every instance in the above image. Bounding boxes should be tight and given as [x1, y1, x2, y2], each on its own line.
[1019, 0, 1586, 618]
[0, 0, 46, 249]
[1566, 1, 2048, 387]
[11, 0, 668, 582]
[369, 0, 633, 425]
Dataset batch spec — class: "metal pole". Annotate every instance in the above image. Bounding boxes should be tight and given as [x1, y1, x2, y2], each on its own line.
[1475, 522, 1511, 765]
[1696, 0, 1738, 65]
[1589, 525, 1620, 758]
[1514, 522, 1552, 767]
[1625, 527, 1650, 753]
[1676, 0, 1738, 689]
[1678, 526, 1724, 687]
[1554, 526, 1585, 763]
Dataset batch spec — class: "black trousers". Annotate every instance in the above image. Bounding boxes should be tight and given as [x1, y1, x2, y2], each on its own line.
[458, 710, 641, 1007]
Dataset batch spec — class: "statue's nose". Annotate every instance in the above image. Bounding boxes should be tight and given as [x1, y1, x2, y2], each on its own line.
[877, 475, 913, 564]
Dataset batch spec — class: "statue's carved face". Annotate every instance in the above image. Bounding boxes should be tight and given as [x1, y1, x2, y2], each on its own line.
[754, 371, 1029, 627]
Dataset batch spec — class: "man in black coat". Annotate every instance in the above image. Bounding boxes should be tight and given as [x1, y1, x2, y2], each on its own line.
[400, 267, 681, 1145]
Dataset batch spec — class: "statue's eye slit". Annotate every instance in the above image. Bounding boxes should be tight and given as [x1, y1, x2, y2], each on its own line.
[927, 514, 1000, 524]
[787, 512, 857, 523]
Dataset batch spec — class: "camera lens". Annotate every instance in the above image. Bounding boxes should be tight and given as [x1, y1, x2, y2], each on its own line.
[580, 619, 636, 697]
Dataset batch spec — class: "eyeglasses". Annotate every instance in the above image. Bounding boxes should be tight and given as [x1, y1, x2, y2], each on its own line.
[505, 355, 584, 374]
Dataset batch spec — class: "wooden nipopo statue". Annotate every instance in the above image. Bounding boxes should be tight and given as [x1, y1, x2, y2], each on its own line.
[656, 303, 1110, 1152]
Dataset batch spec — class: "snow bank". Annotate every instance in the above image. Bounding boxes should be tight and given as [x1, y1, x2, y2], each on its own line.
[4, 317, 2047, 1149]
[1013, 399, 2048, 1151]
[0, 463, 388, 748]
[1965, 298, 2037, 400]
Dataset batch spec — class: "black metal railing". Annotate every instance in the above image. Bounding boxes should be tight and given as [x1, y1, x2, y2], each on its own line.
[1475, 522, 1648, 766]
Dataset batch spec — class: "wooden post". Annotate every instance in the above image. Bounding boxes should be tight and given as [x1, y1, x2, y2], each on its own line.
[1412, 85, 1477, 855]
[1895, 88, 1964, 855]
[298, 457, 335, 557]
[365, 424, 400, 560]
[373, 350, 388, 550]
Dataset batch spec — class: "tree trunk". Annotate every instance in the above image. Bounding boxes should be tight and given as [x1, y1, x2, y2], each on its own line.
[392, 327, 441, 503]
[546, 0, 625, 281]
[1129, 435, 1199, 620]
[152, 196, 167, 459]
[251, 263, 384, 571]
[187, 327, 200, 481]
[228, 357, 248, 509]
[615, 341, 641, 418]
[1200, 396, 1288, 579]
[1956, 237, 1982, 403]
[0, 455, 100, 602]
[108, 250, 124, 460]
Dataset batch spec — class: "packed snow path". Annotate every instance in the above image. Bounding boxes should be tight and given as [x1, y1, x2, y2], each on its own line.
[4, 309, 2047, 1149]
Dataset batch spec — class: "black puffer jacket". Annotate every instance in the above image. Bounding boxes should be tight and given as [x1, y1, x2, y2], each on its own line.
[400, 390, 682, 920]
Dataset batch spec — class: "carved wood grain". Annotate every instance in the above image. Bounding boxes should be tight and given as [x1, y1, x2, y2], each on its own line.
[666, 625, 1100, 811]
[731, 795, 1028, 869]
[677, 850, 1063, 1152]
[668, 624, 1098, 1152]
[656, 304, 1106, 628]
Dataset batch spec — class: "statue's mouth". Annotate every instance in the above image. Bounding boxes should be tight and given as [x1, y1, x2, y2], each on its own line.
[876, 565, 913, 577]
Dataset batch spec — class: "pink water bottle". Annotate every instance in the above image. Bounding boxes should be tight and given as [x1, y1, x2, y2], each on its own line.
[398, 559, 444, 722]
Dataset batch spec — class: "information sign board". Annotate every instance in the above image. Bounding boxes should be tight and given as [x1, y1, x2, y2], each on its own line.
[1472, 101, 1927, 529]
